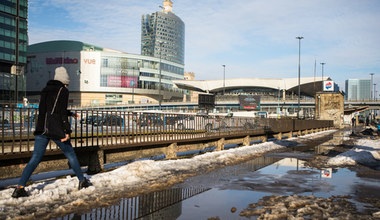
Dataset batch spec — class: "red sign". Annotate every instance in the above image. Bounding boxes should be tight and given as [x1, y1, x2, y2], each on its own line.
[108, 75, 138, 88]
[84, 59, 96, 64]
[46, 57, 78, 64]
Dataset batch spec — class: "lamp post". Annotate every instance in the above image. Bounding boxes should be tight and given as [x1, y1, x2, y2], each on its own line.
[296, 36, 303, 119]
[158, 41, 164, 110]
[320, 62, 326, 81]
[222, 65, 226, 95]
[370, 73, 374, 100]
[374, 84, 377, 101]
[132, 67, 135, 104]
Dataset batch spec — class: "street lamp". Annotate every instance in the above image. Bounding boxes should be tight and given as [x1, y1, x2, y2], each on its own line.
[222, 65, 226, 95]
[374, 84, 377, 101]
[132, 67, 135, 104]
[296, 36, 303, 119]
[158, 41, 164, 110]
[320, 62, 326, 81]
[370, 73, 374, 100]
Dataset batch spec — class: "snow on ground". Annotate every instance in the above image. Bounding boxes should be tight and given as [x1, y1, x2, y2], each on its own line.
[327, 138, 380, 167]
[0, 129, 343, 220]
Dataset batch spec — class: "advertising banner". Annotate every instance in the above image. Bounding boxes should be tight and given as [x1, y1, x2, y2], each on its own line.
[198, 94, 215, 109]
[107, 75, 138, 88]
[239, 95, 261, 110]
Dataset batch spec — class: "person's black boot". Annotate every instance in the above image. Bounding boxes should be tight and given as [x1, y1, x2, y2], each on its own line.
[12, 187, 28, 198]
[78, 178, 92, 190]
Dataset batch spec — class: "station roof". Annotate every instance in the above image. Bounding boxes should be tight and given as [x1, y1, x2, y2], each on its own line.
[173, 76, 332, 97]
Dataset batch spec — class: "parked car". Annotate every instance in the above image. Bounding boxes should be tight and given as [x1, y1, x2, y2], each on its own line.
[172, 113, 229, 132]
[100, 115, 123, 126]
[0, 118, 10, 129]
[80, 115, 103, 125]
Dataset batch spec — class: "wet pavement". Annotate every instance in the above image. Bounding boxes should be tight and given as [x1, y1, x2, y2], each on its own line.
[55, 128, 380, 219]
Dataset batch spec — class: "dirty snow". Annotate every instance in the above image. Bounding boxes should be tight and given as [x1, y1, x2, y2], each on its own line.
[0, 129, 377, 220]
[327, 138, 380, 167]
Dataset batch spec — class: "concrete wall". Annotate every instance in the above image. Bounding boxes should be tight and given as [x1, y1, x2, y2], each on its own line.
[315, 92, 344, 128]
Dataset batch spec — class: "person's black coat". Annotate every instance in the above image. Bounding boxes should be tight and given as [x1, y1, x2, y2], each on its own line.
[34, 80, 72, 136]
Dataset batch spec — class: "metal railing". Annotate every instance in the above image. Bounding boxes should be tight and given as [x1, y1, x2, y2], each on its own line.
[0, 107, 333, 158]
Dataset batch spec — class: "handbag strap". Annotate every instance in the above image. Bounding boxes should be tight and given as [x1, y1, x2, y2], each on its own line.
[51, 87, 63, 115]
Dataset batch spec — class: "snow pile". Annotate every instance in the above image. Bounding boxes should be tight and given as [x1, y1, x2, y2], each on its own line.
[0, 130, 335, 219]
[327, 138, 380, 167]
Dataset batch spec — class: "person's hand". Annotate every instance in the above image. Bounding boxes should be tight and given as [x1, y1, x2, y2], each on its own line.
[72, 113, 80, 119]
[61, 134, 70, 142]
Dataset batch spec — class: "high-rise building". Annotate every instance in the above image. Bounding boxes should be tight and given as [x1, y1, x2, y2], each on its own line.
[0, 0, 28, 104]
[345, 79, 371, 100]
[141, 0, 185, 65]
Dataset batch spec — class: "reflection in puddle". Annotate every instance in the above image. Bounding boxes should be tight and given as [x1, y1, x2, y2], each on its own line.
[59, 187, 210, 220]
[57, 130, 380, 219]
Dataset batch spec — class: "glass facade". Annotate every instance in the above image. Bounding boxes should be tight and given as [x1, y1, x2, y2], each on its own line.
[0, 0, 28, 64]
[100, 55, 184, 93]
[141, 11, 185, 65]
[0, 0, 28, 103]
[345, 79, 371, 100]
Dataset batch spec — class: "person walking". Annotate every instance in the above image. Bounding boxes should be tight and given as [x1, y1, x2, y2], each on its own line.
[12, 67, 92, 198]
[351, 117, 356, 128]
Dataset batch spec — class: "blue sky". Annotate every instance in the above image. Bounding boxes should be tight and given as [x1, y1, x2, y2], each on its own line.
[28, 0, 380, 94]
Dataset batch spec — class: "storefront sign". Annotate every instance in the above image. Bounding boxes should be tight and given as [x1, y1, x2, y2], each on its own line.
[46, 57, 78, 64]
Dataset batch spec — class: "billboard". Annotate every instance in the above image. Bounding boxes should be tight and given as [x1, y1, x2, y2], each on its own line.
[107, 75, 138, 88]
[198, 94, 215, 109]
[323, 81, 334, 92]
[239, 95, 261, 110]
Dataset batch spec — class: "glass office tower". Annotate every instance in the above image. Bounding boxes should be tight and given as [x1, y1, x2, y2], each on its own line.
[141, 0, 185, 65]
[345, 79, 371, 100]
[0, 0, 28, 104]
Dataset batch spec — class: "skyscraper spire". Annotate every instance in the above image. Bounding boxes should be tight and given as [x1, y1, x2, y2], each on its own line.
[162, 0, 173, 13]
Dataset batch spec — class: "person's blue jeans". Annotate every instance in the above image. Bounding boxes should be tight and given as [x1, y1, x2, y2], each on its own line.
[18, 135, 84, 187]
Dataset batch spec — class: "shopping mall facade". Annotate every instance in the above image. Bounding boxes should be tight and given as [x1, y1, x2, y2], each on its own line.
[26, 40, 185, 107]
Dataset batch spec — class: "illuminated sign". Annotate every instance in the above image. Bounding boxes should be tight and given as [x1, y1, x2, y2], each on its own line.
[46, 57, 78, 64]
[323, 81, 334, 92]
[239, 95, 261, 110]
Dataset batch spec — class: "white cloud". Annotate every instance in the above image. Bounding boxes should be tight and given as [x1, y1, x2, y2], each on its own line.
[28, 0, 380, 88]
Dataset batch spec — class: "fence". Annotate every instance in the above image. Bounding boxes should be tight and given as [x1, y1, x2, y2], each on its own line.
[0, 107, 334, 157]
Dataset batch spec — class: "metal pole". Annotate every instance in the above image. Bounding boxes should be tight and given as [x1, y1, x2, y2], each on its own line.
[296, 36, 303, 119]
[370, 73, 374, 100]
[158, 41, 163, 110]
[277, 87, 280, 118]
[320, 62, 325, 81]
[374, 83, 377, 101]
[222, 65, 226, 95]
[132, 67, 135, 104]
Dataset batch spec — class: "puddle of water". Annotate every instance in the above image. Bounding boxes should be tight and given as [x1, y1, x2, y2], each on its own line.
[56, 129, 380, 219]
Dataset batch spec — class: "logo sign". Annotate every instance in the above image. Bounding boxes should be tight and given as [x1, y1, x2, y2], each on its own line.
[83, 59, 96, 64]
[321, 168, 332, 178]
[323, 81, 334, 92]
[46, 57, 78, 64]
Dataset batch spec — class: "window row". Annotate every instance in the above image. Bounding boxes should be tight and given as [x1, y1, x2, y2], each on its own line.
[101, 57, 183, 75]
